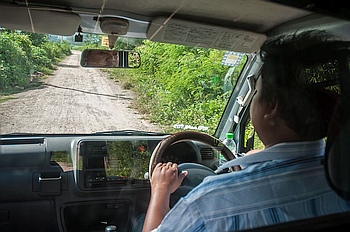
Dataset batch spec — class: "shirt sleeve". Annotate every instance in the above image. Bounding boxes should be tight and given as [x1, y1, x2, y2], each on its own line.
[156, 194, 205, 231]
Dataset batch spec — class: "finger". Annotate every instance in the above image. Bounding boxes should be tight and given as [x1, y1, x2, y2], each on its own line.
[166, 162, 173, 167]
[154, 163, 163, 170]
[155, 163, 163, 168]
[168, 162, 178, 169]
[170, 163, 179, 173]
[178, 170, 188, 181]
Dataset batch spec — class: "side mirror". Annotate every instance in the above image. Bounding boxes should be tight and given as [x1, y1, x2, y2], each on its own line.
[80, 49, 140, 68]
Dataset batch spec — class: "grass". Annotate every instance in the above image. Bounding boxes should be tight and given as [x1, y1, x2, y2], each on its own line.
[0, 95, 16, 103]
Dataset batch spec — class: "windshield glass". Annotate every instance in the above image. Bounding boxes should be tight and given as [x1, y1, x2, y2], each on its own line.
[0, 31, 247, 135]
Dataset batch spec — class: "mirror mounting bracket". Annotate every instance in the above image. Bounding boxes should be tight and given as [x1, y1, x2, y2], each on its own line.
[108, 35, 118, 49]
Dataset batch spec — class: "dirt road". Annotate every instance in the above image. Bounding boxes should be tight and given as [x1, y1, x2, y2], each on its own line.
[0, 50, 161, 134]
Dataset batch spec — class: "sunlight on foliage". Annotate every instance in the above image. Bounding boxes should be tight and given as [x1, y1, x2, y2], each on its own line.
[0, 31, 71, 93]
[110, 40, 247, 134]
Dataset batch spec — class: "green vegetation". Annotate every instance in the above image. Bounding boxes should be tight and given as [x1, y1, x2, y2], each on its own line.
[0, 31, 71, 94]
[72, 34, 145, 51]
[1, 31, 247, 136]
[109, 41, 246, 134]
[0, 95, 15, 103]
[244, 120, 265, 151]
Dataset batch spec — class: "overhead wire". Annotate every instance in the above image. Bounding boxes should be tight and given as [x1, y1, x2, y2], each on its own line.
[94, 0, 107, 31]
[25, 0, 35, 33]
[148, 0, 187, 40]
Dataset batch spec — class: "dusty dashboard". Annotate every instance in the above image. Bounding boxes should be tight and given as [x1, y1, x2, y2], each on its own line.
[73, 137, 203, 190]
[0, 134, 218, 232]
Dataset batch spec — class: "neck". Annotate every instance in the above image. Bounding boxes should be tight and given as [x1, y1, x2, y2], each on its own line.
[263, 122, 303, 148]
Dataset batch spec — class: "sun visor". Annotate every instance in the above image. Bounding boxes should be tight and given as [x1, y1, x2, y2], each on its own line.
[0, 5, 81, 36]
[147, 17, 266, 53]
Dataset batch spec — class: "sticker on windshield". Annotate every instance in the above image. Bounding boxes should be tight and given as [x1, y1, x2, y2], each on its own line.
[174, 124, 209, 131]
[221, 51, 244, 67]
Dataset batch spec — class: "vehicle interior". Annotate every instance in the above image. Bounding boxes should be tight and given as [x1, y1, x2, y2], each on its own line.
[0, 0, 350, 231]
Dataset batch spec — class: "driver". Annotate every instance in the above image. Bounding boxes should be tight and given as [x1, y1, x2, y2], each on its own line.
[81, 49, 119, 67]
[142, 31, 350, 231]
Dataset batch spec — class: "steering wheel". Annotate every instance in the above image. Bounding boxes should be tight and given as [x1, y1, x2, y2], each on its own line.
[149, 131, 236, 206]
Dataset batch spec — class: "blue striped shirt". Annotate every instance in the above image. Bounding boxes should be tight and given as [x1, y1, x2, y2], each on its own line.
[155, 139, 350, 231]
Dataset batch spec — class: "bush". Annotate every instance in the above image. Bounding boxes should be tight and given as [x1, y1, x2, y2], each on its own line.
[40, 42, 60, 64]
[0, 32, 31, 91]
[57, 42, 72, 56]
[110, 41, 246, 134]
[0, 31, 71, 93]
[31, 46, 53, 72]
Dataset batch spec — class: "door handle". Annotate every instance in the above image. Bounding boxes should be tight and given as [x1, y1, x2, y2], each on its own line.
[39, 175, 62, 181]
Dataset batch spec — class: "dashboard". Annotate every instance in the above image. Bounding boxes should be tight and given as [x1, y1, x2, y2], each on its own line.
[73, 138, 204, 190]
[0, 133, 220, 232]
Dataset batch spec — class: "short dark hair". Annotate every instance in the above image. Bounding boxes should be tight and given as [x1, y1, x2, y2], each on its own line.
[260, 31, 338, 140]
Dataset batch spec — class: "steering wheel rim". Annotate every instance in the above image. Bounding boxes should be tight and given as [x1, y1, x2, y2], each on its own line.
[149, 131, 236, 207]
[149, 131, 235, 178]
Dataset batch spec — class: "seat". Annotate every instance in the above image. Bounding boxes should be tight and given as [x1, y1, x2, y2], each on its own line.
[325, 44, 350, 201]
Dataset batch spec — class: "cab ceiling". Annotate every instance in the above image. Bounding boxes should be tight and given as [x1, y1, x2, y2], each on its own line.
[0, 0, 312, 34]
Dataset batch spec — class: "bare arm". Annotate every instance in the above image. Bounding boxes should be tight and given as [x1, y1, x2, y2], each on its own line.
[142, 162, 188, 232]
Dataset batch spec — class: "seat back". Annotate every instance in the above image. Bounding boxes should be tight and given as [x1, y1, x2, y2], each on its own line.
[325, 44, 350, 200]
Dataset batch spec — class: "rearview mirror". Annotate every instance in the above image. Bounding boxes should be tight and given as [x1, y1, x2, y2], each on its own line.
[80, 49, 140, 68]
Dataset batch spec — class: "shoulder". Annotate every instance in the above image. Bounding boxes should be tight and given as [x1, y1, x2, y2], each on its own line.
[185, 164, 265, 201]
[188, 154, 324, 201]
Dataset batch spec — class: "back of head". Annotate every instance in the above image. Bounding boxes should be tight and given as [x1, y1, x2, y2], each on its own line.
[260, 30, 339, 141]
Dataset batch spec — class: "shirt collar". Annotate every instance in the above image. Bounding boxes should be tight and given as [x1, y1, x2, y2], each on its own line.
[215, 139, 325, 173]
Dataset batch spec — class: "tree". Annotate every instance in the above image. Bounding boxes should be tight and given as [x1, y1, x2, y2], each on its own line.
[21, 32, 48, 46]
[114, 37, 145, 50]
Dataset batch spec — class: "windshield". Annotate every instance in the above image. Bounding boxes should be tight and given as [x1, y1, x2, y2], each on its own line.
[0, 32, 247, 136]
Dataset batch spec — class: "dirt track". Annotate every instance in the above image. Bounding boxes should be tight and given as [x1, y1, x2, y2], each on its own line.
[0, 50, 161, 134]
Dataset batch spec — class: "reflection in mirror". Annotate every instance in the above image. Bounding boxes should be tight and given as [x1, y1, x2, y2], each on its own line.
[80, 49, 140, 68]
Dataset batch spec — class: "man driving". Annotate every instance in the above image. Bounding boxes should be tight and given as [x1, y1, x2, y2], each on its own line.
[142, 30, 350, 231]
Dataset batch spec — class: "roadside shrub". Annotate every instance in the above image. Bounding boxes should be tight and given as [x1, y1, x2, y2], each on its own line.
[0, 32, 31, 91]
[110, 41, 246, 134]
[40, 41, 70, 64]
[40, 42, 58, 63]
[31, 46, 53, 72]
[58, 42, 72, 56]
[0, 31, 71, 93]
[7, 32, 33, 59]
[133, 42, 232, 133]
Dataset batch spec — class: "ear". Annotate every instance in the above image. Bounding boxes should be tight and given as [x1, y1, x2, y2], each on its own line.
[263, 100, 279, 120]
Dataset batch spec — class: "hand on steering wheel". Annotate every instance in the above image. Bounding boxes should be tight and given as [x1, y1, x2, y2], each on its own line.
[151, 162, 188, 195]
[149, 131, 236, 207]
